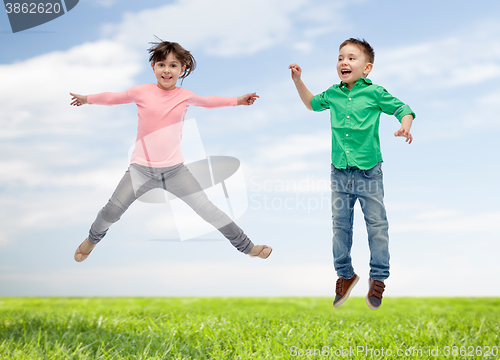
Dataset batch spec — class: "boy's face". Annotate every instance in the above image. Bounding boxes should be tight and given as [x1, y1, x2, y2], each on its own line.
[151, 52, 187, 91]
[337, 44, 373, 89]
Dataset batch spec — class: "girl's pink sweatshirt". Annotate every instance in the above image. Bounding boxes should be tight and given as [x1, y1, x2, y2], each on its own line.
[88, 84, 237, 168]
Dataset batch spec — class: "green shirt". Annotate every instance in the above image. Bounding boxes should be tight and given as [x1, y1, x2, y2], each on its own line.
[310, 78, 415, 170]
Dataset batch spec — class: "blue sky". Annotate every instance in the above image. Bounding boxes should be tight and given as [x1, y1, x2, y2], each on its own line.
[0, 0, 499, 297]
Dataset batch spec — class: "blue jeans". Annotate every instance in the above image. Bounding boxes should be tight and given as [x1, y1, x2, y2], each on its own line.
[330, 162, 390, 281]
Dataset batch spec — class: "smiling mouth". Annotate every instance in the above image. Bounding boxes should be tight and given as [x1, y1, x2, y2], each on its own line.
[341, 70, 352, 75]
[162, 76, 172, 80]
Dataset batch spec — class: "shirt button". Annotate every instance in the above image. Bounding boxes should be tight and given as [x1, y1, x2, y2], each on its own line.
[349, 98, 352, 101]
[346, 151, 349, 154]
[347, 116, 350, 118]
[346, 134, 349, 136]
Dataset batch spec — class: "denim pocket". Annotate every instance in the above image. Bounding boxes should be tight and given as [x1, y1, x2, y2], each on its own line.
[331, 163, 338, 175]
[361, 162, 383, 179]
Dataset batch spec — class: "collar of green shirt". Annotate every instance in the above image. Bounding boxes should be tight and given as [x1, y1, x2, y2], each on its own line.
[339, 77, 372, 91]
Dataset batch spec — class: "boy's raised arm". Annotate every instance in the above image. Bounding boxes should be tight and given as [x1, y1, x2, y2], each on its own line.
[289, 64, 313, 111]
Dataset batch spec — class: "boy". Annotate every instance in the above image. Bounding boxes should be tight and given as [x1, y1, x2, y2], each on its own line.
[289, 38, 415, 310]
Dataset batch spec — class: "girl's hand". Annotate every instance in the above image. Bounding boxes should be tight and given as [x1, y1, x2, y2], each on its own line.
[70, 93, 88, 106]
[394, 126, 413, 144]
[288, 64, 302, 83]
[237, 92, 259, 106]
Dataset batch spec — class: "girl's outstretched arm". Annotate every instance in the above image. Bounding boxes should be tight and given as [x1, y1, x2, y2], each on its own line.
[71, 90, 133, 106]
[70, 93, 88, 106]
[237, 93, 259, 106]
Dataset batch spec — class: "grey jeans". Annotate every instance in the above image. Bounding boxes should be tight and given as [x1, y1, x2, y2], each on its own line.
[88, 163, 254, 254]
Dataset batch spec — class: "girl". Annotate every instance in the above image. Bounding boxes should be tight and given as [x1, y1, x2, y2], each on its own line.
[70, 40, 271, 262]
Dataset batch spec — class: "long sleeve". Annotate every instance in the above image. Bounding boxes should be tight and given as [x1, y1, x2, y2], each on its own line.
[87, 90, 133, 106]
[310, 91, 330, 112]
[378, 87, 416, 122]
[188, 93, 237, 108]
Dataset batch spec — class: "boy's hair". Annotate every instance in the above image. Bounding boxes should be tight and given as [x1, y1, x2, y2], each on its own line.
[339, 38, 375, 64]
[148, 37, 196, 79]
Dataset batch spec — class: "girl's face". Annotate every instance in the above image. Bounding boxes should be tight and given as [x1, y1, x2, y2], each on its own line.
[151, 52, 187, 91]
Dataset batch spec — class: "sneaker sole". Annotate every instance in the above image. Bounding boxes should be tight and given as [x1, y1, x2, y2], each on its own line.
[365, 279, 381, 310]
[333, 275, 359, 308]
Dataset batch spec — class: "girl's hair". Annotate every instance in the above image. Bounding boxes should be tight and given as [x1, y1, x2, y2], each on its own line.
[147, 37, 196, 80]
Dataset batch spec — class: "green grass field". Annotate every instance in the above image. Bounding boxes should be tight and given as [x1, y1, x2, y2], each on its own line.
[0, 297, 499, 359]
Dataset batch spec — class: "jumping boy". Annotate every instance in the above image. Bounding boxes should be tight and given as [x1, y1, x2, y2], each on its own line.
[289, 38, 415, 310]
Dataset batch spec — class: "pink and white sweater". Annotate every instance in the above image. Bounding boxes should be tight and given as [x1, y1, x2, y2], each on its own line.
[88, 84, 237, 167]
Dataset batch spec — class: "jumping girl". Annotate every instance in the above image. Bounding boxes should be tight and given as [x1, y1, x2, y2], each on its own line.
[70, 40, 272, 262]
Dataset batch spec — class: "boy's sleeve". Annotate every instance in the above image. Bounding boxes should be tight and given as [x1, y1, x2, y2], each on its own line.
[378, 87, 416, 122]
[310, 91, 329, 112]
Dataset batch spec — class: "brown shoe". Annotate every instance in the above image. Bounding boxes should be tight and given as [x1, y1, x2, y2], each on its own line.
[366, 279, 385, 310]
[74, 238, 95, 262]
[333, 274, 359, 307]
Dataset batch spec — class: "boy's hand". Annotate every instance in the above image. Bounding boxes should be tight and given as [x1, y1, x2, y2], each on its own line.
[394, 126, 413, 144]
[289, 64, 302, 82]
[395, 114, 414, 144]
[70, 93, 88, 106]
[237, 92, 259, 106]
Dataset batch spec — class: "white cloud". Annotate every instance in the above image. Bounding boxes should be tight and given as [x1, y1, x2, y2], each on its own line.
[0, 159, 124, 188]
[390, 262, 500, 296]
[0, 40, 140, 101]
[391, 210, 500, 234]
[477, 88, 500, 105]
[0, 184, 112, 232]
[466, 86, 500, 130]
[256, 131, 330, 161]
[90, 0, 117, 7]
[413, 209, 459, 221]
[374, 22, 500, 89]
[0, 40, 141, 139]
[103, 0, 339, 57]
[0, 231, 8, 247]
[292, 41, 314, 54]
